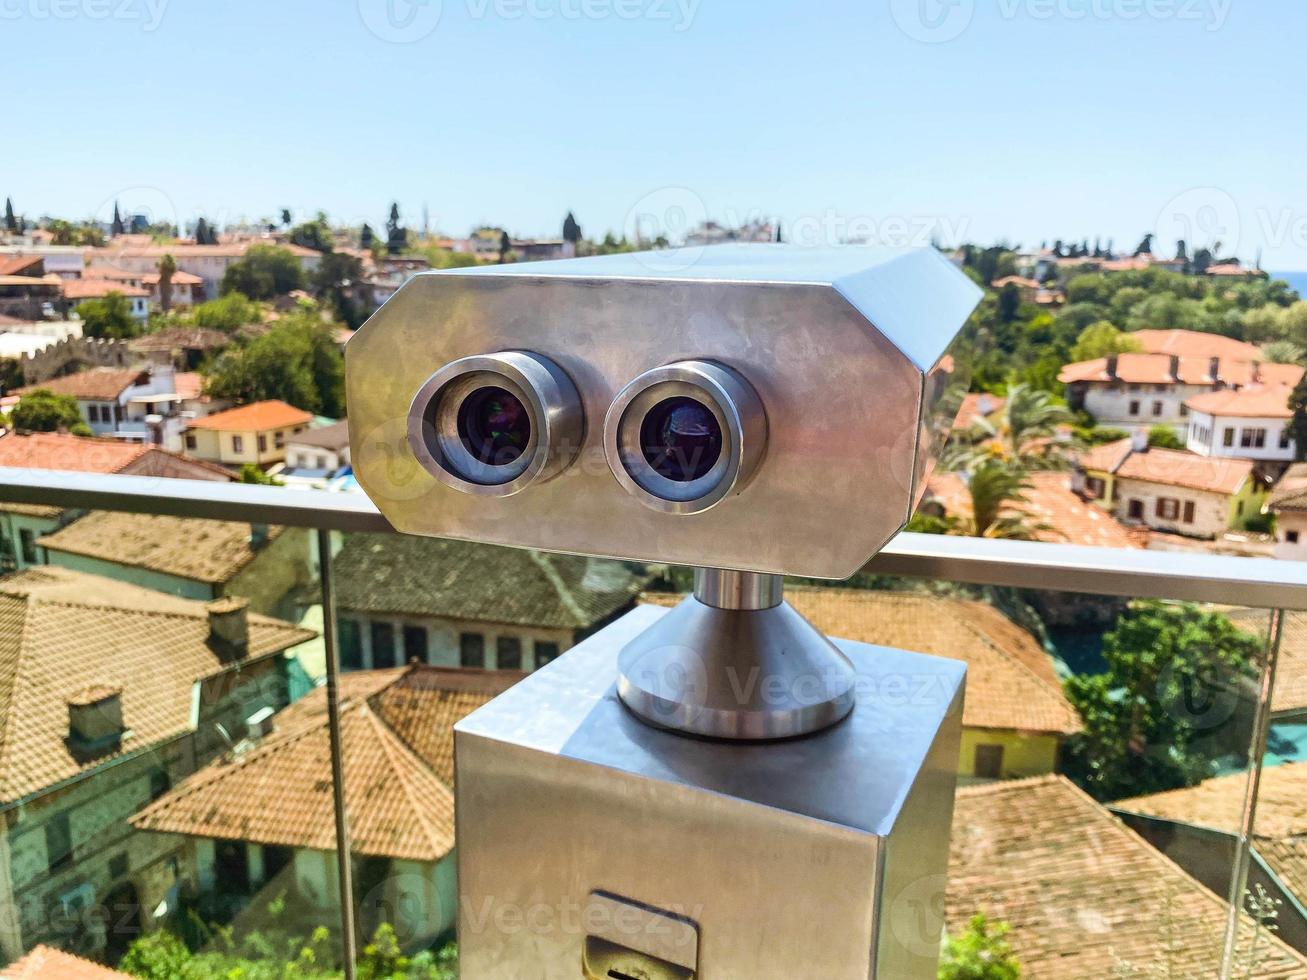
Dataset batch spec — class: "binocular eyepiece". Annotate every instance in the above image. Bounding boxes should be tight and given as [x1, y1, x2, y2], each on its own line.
[409, 353, 766, 514]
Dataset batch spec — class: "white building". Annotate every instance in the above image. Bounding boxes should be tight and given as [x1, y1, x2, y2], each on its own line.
[17, 364, 188, 449]
[62, 278, 149, 321]
[1185, 379, 1303, 464]
[82, 264, 203, 311]
[105, 242, 323, 298]
[1269, 463, 1307, 561]
[276, 419, 350, 489]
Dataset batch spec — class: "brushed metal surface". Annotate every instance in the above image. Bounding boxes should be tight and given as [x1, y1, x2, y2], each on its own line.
[347, 244, 980, 578]
[455, 605, 966, 979]
[692, 568, 782, 610]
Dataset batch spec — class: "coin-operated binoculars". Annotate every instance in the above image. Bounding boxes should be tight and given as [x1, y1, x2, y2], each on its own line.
[347, 244, 981, 979]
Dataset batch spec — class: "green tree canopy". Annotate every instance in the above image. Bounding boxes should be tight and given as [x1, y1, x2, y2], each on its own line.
[186, 292, 262, 333]
[1147, 424, 1184, 450]
[220, 245, 305, 299]
[1069, 321, 1142, 362]
[11, 389, 92, 436]
[290, 211, 334, 252]
[204, 308, 344, 417]
[1062, 601, 1261, 801]
[77, 292, 140, 339]
[939, 914, 1021, 980]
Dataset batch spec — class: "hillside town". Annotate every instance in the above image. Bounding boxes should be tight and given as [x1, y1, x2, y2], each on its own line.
[2, 205, 1307, 979]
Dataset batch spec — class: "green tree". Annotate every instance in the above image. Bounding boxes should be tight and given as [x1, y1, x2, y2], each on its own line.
[311, 251, 369, 328]
[280, 207, 293, 227]
[1290, 372, 1307, 462]
[205, 308, 345, 416]
[1062, 601, 1261, 801]
[221, 245, 305, 299]
[11, 389, 92, 436]
[929, 459, 1050, 540]
[111, 201, 125, 236]
[77, 292, 140, 339]
[157, 253, 177, 314]
[360, 222, 375, 249]
[193, 217, 216, 245]
[1069, 321, 1142, 361]
[290, 211, 334, 252]
[996, 283, 1021, 324]
[939, 914, 1021, 980]
[968, 383, 1073, 470]
[562, 210, 581, 244]
[1261, 339, 1303, 364]
[186, 292, 262, 333]
[386, 202, 407, 254]
[1147, 424, 1184, 449]
[3, 197, 15, 233]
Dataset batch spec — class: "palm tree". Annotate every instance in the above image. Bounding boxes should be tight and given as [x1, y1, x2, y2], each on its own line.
[968, 383, 1074, 470]
[951, 459, 1051, 540]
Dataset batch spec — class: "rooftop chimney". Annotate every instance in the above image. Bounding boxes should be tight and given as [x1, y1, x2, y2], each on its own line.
[206, 596, 249, 661]
[1131, 428, 1149, 453]
[1105, 354, 1119, 380]
[67, 685, 124, 756]
[1169, 354, 1180, 382]
[248, 523, 270, 551]
[1210, 356, 1221, 387]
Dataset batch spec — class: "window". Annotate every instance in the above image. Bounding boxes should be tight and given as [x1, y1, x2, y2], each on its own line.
[232, 435, 244, 454]
[19, 529, 37, 565]
[1127, 499, 1144, 520]
[371, 621, 397, 668]
[496, 636, 523, 670]
[317, 454, 327, 470]
[1128, 400, 1140, 416]
[45, 812, 72, 872]
[258, 434, 267, 452]
[1182, 500, 1195, 524]
[1281, 429, 1292, 449]
[1151, 400, 1163, 416]
[1180, 404, 1189, 417]
[1223, 427, 1235, 447]
[1240, 428, 1266, 449]
[276, 432, 288, 447]
[339, 619, 363, 671]
[535, 641, 560, 667]
[149, 768, 170, 800]
[87, 404, 99, 423]
[1156, 498, 1180, 520]
[1085, 476, 1106, 499]
[1289, 531, 1301, 545]
[974, 744, 1004, 779]
[460, 633, 485, 668]
[185, 433, 197, 450]
[403, 624, 427, 663]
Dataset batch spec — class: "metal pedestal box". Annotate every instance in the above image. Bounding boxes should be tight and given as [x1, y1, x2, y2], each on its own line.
[454, 604, 966, 979]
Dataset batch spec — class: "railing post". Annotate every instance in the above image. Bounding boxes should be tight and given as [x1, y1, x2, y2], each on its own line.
[1219, 606, 1285, 979]
[318, 527, 358, 979]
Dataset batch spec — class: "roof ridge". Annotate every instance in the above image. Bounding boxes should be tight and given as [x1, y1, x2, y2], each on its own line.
[357, 701, 452, 857]
[959, 613, 1077, 721]
[0, 597, 32, 800]
[526, 550, 590, 626]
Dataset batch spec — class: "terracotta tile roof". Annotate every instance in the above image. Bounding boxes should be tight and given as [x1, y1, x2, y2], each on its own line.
[1133, 329, 1263, 361]
[0, 256, 44, 277]
[1059, 352, 1264, 387]
[1208, 262, 1265, 277]
[16, 368, 148, 401]
[0, 944, 131, 979]
[127, 327, 230, 353]
[0, 566, 314, 802]
[132, 665, 521, 861]
[62, 279, 148, 300]
[1115, 445, 1255, 495]
[111, 242, 322, 260]
[334, 534, 655, 631]
[952, 392, 1005, 430]
[288, 419, 349, 451]
[39, 511, 284, 584]
[0, 432, 232, 481]
[1222, 608, 1307, 717]
[185, 399, 313, 432]
[1117, 763, 1307, 903]
[1187, 382, 1300, 419]
[641, 587, 1080, 735]
[948, 775, 1307, 978]
[1079, 437, 1135, 474]
[926, 471, 1141, 549]
[991, 275, 1041, 289]
[173, 371, 203, 400]
[1271, 464, 1307, 513]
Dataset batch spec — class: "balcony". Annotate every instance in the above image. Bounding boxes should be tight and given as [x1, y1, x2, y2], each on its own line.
[2, 467, 1307, 979]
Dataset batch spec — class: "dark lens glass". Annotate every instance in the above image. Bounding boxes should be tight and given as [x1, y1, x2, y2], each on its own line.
[457, 386, 530, 465]
[640, 397, 722, 482]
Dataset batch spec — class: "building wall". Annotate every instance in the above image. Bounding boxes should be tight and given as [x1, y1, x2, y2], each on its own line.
[185, 423, 308, 467]
[0, 510, 61, 571]
[1082, 381, 1204, 433]
[41, 550, 216, 603]
[1112, 478, 1233, 538]
[958, 728, 1061, 781]
[1187, 410, 1296, 462]
[336, 610, 573, 673]
[1274, 510, 1307, 561]
[2, 742, 194, 963]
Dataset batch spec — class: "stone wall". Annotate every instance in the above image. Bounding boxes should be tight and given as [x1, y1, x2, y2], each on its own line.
[17, 336, 134, 385]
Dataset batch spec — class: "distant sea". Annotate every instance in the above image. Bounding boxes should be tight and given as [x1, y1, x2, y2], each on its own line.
[1271, 270, 1307, 297]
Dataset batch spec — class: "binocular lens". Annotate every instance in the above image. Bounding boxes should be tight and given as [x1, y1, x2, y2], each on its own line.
[640, 397, 723, 482]
[458, 385, 531, 465]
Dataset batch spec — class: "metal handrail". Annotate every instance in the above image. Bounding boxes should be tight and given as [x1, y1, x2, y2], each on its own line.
[4, 467, 1307, 608]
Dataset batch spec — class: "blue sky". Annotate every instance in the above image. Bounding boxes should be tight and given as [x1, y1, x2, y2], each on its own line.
[11, 0, 1307, 268]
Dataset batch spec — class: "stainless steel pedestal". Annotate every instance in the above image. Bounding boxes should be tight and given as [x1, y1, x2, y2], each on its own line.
[454, 604, 967, 979]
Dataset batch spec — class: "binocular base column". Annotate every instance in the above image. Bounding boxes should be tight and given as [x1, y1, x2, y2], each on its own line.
[616, 568, 857, 740]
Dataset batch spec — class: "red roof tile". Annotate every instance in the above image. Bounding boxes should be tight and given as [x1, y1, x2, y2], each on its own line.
[16, 368, 148, 400]
[0, 432, 232, 480]
[186, 400, 313, 432]
[0, 945, 131, 979]
[1186, 382, 1300, 419]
